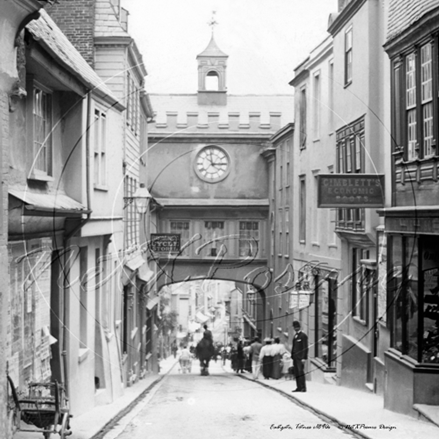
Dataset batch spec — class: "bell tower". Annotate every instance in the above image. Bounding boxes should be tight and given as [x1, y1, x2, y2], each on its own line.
[197, 12, 228, 105]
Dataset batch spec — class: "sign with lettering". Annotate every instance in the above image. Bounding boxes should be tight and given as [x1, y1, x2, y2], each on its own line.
[317, 174, 385, 208]
[150, 234, 181, 253]
[385, 216, 439, 235]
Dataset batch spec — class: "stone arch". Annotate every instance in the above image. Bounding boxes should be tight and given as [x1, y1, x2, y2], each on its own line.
[205, 70, 220, 91]
[146, 257, 271, 335]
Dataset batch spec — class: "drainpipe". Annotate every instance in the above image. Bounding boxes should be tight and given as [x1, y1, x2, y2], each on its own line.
[61, 93, 92, 396]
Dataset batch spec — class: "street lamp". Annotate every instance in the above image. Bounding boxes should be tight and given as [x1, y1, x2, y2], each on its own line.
[123, 183, 152, 214]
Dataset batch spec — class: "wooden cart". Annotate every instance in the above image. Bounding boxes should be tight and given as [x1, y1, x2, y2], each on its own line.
[7, 376, 72, 438]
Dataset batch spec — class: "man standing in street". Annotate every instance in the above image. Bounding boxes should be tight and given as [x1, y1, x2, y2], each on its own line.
[291, 320, 308, 392]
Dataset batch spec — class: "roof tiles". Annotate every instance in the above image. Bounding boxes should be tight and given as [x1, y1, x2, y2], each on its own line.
[386, 0, 438, 42]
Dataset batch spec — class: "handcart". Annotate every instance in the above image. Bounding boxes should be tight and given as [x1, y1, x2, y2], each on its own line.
[7, 376, 72, 438]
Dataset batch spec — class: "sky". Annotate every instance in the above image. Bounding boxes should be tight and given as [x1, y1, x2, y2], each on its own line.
[121, 0, 338, 95]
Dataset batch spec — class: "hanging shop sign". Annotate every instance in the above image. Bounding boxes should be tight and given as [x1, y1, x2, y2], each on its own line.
[150, 233, 181, 253]
[317, 174, 385, 208]
[289, 290, 312, 310]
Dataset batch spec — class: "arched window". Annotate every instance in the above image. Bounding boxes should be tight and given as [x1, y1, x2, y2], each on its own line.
[205, 71, 219, 91]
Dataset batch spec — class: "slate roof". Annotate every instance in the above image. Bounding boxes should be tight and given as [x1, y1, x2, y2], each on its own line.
[94, 0, 130, 38]
[386, 0, 438, 43]
[26, 9, 118, 101]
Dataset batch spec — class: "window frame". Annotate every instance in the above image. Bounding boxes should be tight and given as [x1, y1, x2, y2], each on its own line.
[93, 106, 107, 190]
[299, 176, 306, 243]
[29, 80, 53, 180]
[336, 117, 365, 231]
[394, 38, 438, 162]
[170, 220, 191, 257]
[238, 221, 260, 258]
[299, 86, 307, 149]
[344, 26, 353, 86]
[313, 70, 321, 139]
[203, 220, 225, 257]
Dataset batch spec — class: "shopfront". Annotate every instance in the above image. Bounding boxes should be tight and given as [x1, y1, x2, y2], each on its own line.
[379, 207, 439, 414]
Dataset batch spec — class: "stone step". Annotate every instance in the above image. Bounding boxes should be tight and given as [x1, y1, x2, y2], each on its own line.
[413, 404, 439, 426]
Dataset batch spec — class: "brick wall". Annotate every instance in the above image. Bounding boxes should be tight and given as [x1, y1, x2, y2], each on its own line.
[48, 0, 96, 67]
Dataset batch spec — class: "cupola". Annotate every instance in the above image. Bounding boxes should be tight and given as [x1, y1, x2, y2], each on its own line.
[197, 13, 228, 105]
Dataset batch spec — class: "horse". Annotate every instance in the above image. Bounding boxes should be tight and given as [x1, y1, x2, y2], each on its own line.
[195, 335, 215, 376]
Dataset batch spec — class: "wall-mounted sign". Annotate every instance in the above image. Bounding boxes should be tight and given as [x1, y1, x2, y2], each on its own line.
[289, 290, 312, 310]
[150, 234, 181, 253]
[317, 174, 385, 208]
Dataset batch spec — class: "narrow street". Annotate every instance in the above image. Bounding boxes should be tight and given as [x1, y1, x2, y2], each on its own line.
[102, 361, 355, 439]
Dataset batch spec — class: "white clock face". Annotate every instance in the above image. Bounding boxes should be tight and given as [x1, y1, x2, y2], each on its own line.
[195, 146, 230, 182]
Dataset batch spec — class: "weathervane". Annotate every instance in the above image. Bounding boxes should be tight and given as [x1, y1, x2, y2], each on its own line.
[208, 11, 218, 34]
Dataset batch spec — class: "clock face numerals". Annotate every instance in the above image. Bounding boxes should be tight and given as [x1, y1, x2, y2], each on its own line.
[195, 146, 230, 182]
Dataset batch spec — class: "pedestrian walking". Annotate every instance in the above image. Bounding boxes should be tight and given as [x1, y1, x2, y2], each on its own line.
[259, 338, 273, 379]
[271, 337, 287, 379]
[171, 341, 178, 359]
[243, 340, 252, 372]
[249, 337, 262, 380]
[291, 320, 308, 392]
[236, 340, 245, 373]
[221, 347, 228, 366]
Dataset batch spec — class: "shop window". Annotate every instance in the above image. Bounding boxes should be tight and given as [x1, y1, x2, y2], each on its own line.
[351, 248, 370, 323]
[315, 278, 337, 368]
[389, 235, 439, 363]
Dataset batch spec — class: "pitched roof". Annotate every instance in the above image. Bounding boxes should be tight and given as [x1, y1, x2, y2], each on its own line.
[197, 34, 228, 58]
[386, 0, 438, 43]
[26, 9, 119, 103]
[94, 0, 130, 38]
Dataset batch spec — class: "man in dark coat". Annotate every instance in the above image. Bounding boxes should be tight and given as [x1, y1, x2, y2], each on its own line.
[291, 320, 308, 392]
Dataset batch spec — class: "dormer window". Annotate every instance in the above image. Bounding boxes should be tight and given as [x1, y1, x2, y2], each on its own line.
[205, 71, 219, 91]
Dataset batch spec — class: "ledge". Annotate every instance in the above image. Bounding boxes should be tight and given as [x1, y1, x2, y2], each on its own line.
[78, 348, 90, 364]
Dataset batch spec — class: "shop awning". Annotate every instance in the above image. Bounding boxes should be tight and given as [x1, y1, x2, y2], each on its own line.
[243, 313, 257, 331]
[9, 187, 90, 216]
[125, 253, 145, 271]
[137, 263, 154, 283]
[195, 312, 210, 323]
[146, 296, 159, 310]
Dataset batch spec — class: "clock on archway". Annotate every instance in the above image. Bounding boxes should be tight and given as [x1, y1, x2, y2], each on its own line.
[194, 145, 230, 183]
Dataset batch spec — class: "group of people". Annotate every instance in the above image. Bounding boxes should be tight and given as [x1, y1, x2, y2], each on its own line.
[176, 320, 309, 392]
[241, 320, 309, 392]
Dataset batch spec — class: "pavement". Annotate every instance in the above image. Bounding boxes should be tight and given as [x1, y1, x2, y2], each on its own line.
[222, 361, 439, 439]
[13, 356, 438, 439]
[13, 355, 179, 439]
